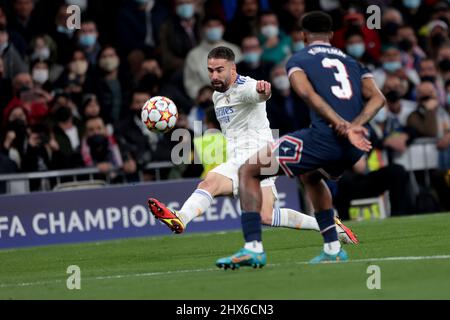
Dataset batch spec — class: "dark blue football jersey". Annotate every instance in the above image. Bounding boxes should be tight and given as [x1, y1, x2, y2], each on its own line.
[286, 43, 373, 131]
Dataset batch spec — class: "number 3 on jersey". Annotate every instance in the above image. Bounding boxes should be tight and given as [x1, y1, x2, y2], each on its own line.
[321, 58, 353, 100]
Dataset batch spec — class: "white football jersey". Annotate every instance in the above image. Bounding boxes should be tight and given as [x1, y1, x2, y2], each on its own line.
[212, 75, 274, 160]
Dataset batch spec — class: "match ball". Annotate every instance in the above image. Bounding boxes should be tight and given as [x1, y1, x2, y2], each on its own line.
[141, 96, 178, 133]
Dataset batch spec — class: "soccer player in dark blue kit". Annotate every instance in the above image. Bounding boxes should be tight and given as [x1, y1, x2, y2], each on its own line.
[216, 11, 386, 267]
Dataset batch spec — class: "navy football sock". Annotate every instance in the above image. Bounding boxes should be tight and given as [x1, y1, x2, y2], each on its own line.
[315, 209, 338, 243]
[241, 212, 262, 242]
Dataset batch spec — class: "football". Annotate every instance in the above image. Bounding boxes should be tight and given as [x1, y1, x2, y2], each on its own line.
[141, 96, 178, 133]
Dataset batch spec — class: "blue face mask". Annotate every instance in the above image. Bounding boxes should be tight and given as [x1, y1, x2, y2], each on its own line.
[176, 3, 195, 19]
[383, 61, 402, 72]
[402, 0, 421, 9]
[57, 25, 75, 36]
[292, 41, 305, 52]
[205, 27, 223, 43]
[446, 93, 450, 106]
[243, 51, 261, 64]
[346, 43, 365, 58]
[79, 33, 97, 47]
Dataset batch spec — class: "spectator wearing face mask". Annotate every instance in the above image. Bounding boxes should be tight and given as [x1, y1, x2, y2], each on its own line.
[159, 0, 201, 77]
[436, 45, 450, 82]
[343, 28, 376, 70]
[0, 5, 27, 57]
[81, 116, 128, 175]
[278, 0, 305, 34]
[397, 25, 426, 73]
[187, 85, 214, 131]
[29, 34, 64, 83]
[0, 25, 28, 79]
[224, 0, 261, 46]
[50, 93, 84, 169]
[426, 20, 449, 60]
[380, 8, 404, 46]
[266, 64, 310, 135]
[184, 16, 241, 100]
[117, 0, 168, 55]
[1, 105, 29, 168]
[237, 35, 273, 82]
[258, 11, 291, 65]
[77, 19, 101, 66]
[373, 45, 420, 97]
[55, 49, 94, 107]
[418, 58, 445, 105]
[289, 24, 305, 54]
[51, 4, 77, 65]
[115, 89, 172, 172]
[407, 81, 450, 140]
[95, 46, 124, 125]
[396, 0, 431, 31]
[381, 75, 417, 158]
[333, 11, 381, 61]
[8, 0, 43, 43]
[138, 57, 193, 113]
[3, 72, 49, 125]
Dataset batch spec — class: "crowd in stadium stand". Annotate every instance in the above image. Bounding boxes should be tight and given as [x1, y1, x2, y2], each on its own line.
[0, 0, 450, 214]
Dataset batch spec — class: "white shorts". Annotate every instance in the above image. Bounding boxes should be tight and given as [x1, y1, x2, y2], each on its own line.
[211, 156, 277, 199]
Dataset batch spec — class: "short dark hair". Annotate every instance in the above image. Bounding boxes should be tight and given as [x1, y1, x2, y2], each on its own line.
[301, 11, 333, 33]
[207, 46, 235, 62]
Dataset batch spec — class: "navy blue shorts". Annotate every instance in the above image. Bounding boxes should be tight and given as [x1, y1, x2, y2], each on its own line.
[272, 127, 364, 180]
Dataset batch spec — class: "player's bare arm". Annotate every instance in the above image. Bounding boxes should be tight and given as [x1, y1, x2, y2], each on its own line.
[289, 70, 347, 129]
[351, 77, 386, 127]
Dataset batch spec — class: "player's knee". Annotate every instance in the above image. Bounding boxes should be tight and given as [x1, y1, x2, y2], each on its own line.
[197, 177, 216, 193]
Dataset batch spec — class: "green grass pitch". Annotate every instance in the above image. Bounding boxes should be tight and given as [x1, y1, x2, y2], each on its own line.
[1, 213, 450, 299]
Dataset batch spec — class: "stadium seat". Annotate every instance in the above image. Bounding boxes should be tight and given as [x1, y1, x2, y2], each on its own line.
[349, 192, 391, 221]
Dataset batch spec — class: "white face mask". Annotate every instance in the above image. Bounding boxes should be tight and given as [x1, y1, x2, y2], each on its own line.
[273, 75, 290, 91]
[32, 69, 49, 84]
[261, 25, 279, 38]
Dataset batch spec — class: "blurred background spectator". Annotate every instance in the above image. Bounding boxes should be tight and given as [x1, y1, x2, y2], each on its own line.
[0, 0, 448, 215]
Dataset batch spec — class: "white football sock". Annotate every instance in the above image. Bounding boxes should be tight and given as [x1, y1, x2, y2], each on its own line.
[271, 208, 320, 231]
[323, 240, 341, 255]
[244, 241, 264, 253]
[178, 189, 213, 226]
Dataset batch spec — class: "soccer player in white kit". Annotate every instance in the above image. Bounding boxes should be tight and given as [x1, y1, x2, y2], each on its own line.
[148, 46, 358, 247]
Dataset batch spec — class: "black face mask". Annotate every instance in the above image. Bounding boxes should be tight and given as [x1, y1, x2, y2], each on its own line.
[431, 33, 447, 47]
[385, 90, 401, 103]
[54, 106, 72, 122]
[398, 39, 413, 51]
[384, 22, 400, 36]
[420, 76, 436, 83]
[439, 59, 450, 72]
[87, 134, 109, 162]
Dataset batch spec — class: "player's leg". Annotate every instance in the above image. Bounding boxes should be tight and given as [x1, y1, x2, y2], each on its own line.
[216, 145, 279, 269]
[300, 171, 348, 263]
[176, 172, 232, 226]
[260, 184, 319, 231]
[148, 170, 233, 234]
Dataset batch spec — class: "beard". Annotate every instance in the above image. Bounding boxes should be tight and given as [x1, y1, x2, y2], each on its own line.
[211, 79, 229, 93]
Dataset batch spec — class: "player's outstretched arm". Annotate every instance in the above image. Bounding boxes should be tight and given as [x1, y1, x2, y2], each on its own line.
[289, 70, 347, 129]
[351, 77, 386, 127]
[255, 80, 272, 101]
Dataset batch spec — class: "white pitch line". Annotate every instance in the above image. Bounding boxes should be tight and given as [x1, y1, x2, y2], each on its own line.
[1, 254, 449, 289]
